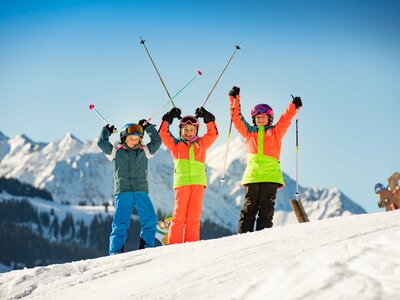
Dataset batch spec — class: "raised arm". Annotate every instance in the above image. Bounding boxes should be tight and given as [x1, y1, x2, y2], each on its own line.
[194, 107, 219, 149]
[158, 121, 177, 152]
[158, 107, 182, 152]
[274, 96, 302, 139]
[97, 125, 114, 155]
[229, 91, 253, 138]
[139, 120, 162, 155]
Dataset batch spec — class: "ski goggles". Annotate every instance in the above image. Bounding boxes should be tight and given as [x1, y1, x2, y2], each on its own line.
[179, 116, 199, 127]
[120, 124, 144, 137]
[251, 107, 273, 117]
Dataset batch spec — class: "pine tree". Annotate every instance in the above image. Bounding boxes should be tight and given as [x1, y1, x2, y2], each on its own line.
[51, 215, 59, 239]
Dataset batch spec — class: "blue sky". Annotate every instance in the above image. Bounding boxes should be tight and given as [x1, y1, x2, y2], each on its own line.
[1, 0, 399, 213]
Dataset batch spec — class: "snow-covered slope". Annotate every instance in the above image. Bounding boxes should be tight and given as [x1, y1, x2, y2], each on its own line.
[1, 210, 399, 300]
[0, 131, 366, 231]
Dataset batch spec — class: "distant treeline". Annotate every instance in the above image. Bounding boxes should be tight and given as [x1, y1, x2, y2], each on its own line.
[0, 178, 234, 271]
[0, 199, 141, 269]
[0, 177, 53, 200]
[0, 199, 233, 270]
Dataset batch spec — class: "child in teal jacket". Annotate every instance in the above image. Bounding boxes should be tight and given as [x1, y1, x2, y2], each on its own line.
[98, 120, 161, 254]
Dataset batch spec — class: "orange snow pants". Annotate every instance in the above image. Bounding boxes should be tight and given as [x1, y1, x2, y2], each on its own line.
[168, 185, 205, 244]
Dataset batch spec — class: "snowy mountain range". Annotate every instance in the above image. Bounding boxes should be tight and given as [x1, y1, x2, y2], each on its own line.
[0, 131, 366, 231]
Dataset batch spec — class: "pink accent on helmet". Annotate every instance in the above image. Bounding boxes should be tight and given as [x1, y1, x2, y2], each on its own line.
[251, 104, 274, 118]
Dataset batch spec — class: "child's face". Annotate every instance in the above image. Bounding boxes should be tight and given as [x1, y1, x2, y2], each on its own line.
[181, 124, 197, 140]
[125, 135, 141, 148]
[254, 114, 269, 127]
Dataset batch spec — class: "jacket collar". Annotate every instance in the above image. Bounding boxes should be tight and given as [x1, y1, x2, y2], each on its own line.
[115, 144, 144, 151]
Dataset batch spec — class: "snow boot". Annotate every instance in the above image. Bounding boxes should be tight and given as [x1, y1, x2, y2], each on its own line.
[139, 238, 146, 250]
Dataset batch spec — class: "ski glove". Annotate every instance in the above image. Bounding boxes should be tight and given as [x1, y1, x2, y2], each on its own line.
[195, 107, 215, 123]
[162, 107, 182, 124]
[169, 107, 182, 119]
[229, 86, 240, 98]
[194, 107, 204, 118]
[105, 124, 115, 134]
[292, 96, 302, 109]
[138, 119, 151, 130]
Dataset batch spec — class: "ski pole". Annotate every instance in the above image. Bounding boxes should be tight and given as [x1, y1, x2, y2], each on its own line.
[144, 70, 203, 125]
[289, 94, 310, 222]
[89, 104, 117, 133]
[139, 37, 177, 108]
[291, 94, 300, 201]
[220, 97, 236, 186]
[202, 44, 241, 108]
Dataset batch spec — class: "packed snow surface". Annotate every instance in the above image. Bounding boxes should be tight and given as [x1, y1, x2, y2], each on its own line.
[1, 210, 399, 300]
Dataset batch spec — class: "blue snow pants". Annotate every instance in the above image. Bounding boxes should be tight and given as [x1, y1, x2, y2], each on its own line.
[109, 191, 158, 254]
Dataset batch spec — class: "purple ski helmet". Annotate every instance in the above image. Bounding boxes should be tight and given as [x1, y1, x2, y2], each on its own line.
[251, 104, 274, 125]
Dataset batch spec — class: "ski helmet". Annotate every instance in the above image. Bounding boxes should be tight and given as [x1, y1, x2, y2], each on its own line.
[120, 123, 144, 139]
[164, 214, 173, 226]
[251, 103, 274, 126]
[179, 115, 200, 139]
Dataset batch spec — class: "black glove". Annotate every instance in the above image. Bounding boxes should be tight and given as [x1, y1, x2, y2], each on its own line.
[195, 107, 215, 123]
[138, 119, 151, 130]
[169, 107, 182, 119]
[162, 107, 182, 124]
[229, 86, 240, 98]
[292, 96, 302, 109]
[195, 107, 204, 118]
[105, 124, 115, 134]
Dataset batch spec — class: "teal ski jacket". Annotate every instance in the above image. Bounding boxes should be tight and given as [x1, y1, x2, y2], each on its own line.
[97, 124, 161, 194]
